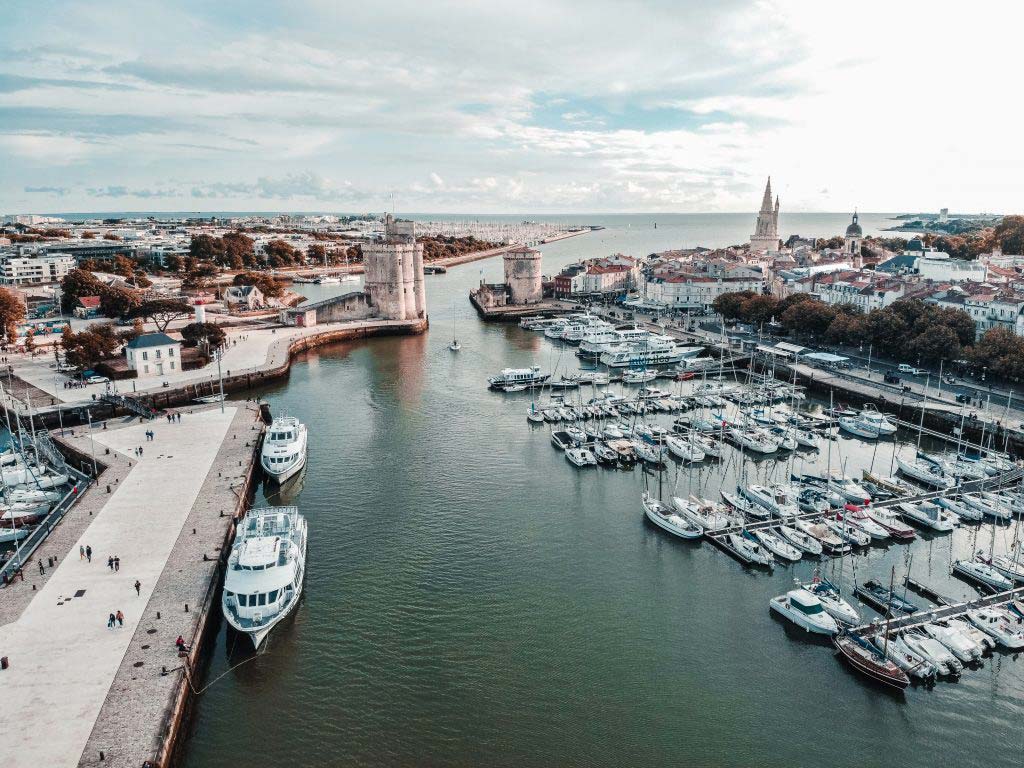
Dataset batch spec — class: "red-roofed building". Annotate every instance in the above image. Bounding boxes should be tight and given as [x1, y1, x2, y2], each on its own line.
[74, 295, 102, 318]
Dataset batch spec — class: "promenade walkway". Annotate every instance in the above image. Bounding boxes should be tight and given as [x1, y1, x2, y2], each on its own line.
[0, 407, 237, 768]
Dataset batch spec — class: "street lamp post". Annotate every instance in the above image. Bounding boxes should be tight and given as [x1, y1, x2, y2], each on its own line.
[937, 358, 945, 399]
[86, 408, 98, 479]
[215, 348, 225, 413]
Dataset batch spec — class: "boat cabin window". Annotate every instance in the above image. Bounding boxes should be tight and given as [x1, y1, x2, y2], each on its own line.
[269, 589, 278, 602]
[793, 600, 824, 615]
[237, 594, 247, 606]
[257, 593, 267, 606]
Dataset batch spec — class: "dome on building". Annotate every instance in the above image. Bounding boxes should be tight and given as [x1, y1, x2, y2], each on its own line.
[845, 211, 862, 237]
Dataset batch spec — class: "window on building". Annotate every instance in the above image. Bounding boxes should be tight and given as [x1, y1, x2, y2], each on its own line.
[170, 361, 175, 370]
[144, 365, 149, 373]
[169, 347, 175, 357]
[142, 350, 148, 360]
[156, 349, 162, 359]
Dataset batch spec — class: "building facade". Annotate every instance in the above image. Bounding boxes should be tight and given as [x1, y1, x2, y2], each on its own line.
[125, 333, 181, 378]
[0, 253, 76, 285]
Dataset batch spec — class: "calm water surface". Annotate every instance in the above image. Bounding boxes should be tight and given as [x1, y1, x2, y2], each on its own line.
[181, 220, 1023, 768]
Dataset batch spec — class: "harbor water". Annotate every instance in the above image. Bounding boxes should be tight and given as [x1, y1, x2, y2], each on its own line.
[181, 216, 1023, 768]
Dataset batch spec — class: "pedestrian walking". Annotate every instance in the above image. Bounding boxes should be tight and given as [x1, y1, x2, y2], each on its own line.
[86, 545, 92, 562]
[38, 560, 44, 575]
[134, 579, 141, 596]
[116, 610, 124, 627]
[114, 556, 120, 572]
[79, 545, 84, 560]
[108, 556, 114, 571]
[107, 613, 116, 629]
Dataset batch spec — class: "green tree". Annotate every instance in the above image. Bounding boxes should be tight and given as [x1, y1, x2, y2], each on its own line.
[61, 323, 121, 369]
[190, 234, 225, 262]
[863, 308, 908, 353]
[908, 325, 961, 364]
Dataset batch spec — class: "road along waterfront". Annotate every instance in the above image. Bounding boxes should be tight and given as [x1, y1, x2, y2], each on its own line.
[179, 229, 1024, 768]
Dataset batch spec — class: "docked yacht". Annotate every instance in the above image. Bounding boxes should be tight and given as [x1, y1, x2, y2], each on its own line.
[770, 589, 837, 634]
[578, 326, 649, 358]
[600, 336, 701, 368]
[672, 496, 733, 532]
[728, 426, 779, 454]
[894, 500, 956, 532]
[487, 365, 550, 390]
[860, 405, 897, 434]
[642, 491, 703, 539]
[803, 577, 860, 625]
[261, 416, 308, 484]
[665, 435, 705, 462]
[777, 525, 823, 555]
[222, 506, 308, 649]
[952, 559, 1013, 591]
[741, 483, 799, 519]
[752, 528, 801, 561]
[968, 608, 1024, 649]
[895, 454, 954, 488]
[838, 414, 882, 439]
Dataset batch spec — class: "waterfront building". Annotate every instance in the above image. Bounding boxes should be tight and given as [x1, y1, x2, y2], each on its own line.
[125, 333, 181, 377]
[749, 177, 780, 253]
[0, 252, 76, 285]
[223, 284, 266, 310]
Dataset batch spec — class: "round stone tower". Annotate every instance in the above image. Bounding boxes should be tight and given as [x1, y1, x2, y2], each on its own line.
[363, 214, 426, 320]
[504, 246, 543, 305]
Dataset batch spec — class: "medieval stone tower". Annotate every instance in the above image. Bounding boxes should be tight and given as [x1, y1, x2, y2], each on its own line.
[363, 214, 426, 321]
[503, 245, 543, 304]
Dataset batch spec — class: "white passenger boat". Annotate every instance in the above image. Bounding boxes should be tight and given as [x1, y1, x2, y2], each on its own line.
[222, 506, 307, 649]
[770, 589, 837, 634]
[895, 455, 954, 488]
[260, 416, 308, 484]
[642, 491, 702, 539]
[487, 365, 550, 390]
[968, 608, 1024, 649]
[600, 336, 701, 368]
[894, 500, 956, 532]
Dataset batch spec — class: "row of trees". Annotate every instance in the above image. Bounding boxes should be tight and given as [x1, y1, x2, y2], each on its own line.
[60, 269, 192, 330]
[61, 319, 225, 370]
[711, 292, 1018, 374]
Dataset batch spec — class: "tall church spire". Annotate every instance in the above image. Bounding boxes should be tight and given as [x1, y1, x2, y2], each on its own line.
[750, 176, 781, 253]
[760, 177, 773, 213]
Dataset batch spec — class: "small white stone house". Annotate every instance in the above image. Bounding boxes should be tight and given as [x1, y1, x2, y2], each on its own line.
[125, 332, 181, 378]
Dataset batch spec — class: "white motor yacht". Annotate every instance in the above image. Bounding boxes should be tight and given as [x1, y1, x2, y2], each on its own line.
[968, 608, 1024, 649]
[803, 578, 860, 625]
[860, 405, 897, 434]
[565, 447, 597, 467]
[875, 634, 937, 681]
[261, 416, 308, 483]
[487, 365, 550, 390]
[741, 484, 799, 519]
[838, 414, 882, 439]
[922, 622, 982, 663]
[902, 632, 962, 676]
[222, 506, 307, 649]
[770, 589, 838, 634]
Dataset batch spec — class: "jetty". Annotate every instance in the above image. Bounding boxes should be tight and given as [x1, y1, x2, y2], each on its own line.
[0, 402, 264, 768]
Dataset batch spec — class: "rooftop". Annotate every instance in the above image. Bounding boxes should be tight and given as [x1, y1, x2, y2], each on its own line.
[125, 332, 178, 349]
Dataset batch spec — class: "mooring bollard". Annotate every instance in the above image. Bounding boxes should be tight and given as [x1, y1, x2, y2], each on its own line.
[185, 603, 189, 612]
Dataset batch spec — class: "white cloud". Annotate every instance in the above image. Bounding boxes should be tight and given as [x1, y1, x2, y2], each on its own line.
[0, 0, 1021, 213]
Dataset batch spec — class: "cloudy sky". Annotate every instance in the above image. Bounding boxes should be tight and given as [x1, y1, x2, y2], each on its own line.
[2, 1, 1020, 215]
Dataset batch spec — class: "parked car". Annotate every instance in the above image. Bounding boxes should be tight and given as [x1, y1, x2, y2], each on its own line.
[897, 363, 925, 375]
[883, 371, 901, 384]
[955, 393, 971, 404]
[86, 375, 109, 384]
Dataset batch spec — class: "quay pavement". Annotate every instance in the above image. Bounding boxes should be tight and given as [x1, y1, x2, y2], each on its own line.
[0, 404, 260, 768]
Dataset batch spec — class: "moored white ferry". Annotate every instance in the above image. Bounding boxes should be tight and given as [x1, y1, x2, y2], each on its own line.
[600, 336, 702, 367]
[222, 506, 308, 649]
[487, 365, 550, 389]
[261, 416, 308, 483]
[578, 326, 650, 358]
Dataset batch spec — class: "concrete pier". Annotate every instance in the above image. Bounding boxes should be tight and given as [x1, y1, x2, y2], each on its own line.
[0, 403, 263, 768]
